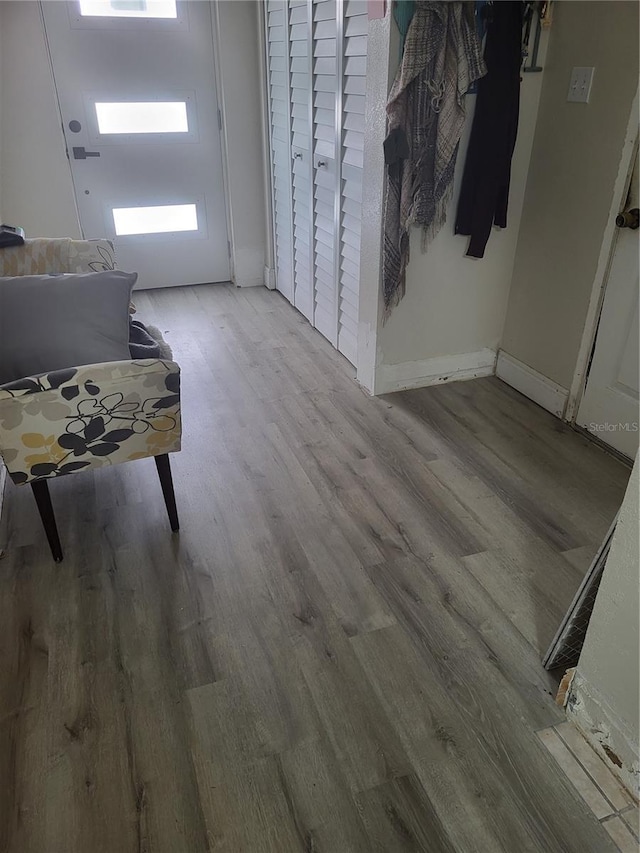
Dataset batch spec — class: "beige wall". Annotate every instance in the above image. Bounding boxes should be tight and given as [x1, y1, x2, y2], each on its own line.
[367, 10, 549, 394]
[0, 1, 81, 238]
[568, 454, 639, 795]
[501, 1, 639, 390]
[379, 55, 547, 364]
[213, 0, 267, 287]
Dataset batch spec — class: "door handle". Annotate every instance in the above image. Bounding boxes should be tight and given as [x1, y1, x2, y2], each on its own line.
[316, 160, 327, 168]
[615, 208, 639, 229]
[72, 147, 101, 160]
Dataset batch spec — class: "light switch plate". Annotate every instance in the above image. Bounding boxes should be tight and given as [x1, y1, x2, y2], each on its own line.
[567, 67, 595, 103]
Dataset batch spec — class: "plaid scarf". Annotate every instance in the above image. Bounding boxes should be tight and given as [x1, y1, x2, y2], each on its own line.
[382, 1, 486, 317]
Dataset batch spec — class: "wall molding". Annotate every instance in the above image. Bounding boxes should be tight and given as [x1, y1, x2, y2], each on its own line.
[496, 350, 569, 418]
[373, 348, 496, 395]
[263, 265, 276, 290]
[566, 90, 639, 423]
[231, 247, 265, 288]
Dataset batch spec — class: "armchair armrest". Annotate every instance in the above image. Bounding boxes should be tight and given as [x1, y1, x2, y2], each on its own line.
[0, 359, 181, 484]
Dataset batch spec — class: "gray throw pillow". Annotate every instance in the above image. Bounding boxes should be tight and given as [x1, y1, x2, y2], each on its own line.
[0, 270, 137, 385]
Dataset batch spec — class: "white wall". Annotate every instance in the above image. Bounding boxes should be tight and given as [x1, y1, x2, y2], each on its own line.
[360, 9, 548, 394]
[357, 10, 395, 393]
[567, 455, 639, 796]
[0, 1, 81, 238]
[500, 1, 640, 391]
[213, 0, 267, 287]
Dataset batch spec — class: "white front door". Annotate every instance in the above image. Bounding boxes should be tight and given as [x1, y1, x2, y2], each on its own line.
[42, 0, 230, 289]
[577, 152, 639, 458]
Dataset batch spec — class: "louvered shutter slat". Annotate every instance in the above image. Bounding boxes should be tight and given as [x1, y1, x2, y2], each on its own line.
[267, 1, 293, 301]
[265, 0, 367, 366]
[337, 2, 367, 366]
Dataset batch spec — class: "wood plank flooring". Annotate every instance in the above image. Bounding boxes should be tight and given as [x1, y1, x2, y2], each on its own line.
[0, 283, 631, 853]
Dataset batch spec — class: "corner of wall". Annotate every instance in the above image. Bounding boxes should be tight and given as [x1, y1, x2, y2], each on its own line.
[496, 349, 568, 418]
[566, 455, 640, 798]
[566, 671, 640, 797]
[0, 1, 81, 238]
[356, 7, 394, 394]
[211, 0, 266, 289]
[499, 1, 640, 394]
[367, 12, 549, 395]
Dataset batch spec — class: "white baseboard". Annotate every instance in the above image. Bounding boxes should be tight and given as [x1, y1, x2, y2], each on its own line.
[373, 348, 497, 395]
[263, 266, 276, 290]
[232, 247, 265, 288]
[496, 350, 569, 418]
[567, 672, 640, 798]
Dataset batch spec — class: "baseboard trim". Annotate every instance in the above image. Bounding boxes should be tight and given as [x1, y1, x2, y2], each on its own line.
[374, 348, 497, 395]
[567, 672, 640, 799]
[233, 248, 265, 288]
[263, 266, 276, 290]
[496, 350, 569, 418]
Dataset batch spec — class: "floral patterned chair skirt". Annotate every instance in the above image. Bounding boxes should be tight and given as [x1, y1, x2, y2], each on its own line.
[0, 239, 181, 561]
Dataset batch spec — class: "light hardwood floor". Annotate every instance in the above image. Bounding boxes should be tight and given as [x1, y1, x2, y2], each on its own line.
[0, 284, 631, 853]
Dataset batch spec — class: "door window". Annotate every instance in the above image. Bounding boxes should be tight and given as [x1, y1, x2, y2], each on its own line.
[79, 0, 177, 19]
[95, 101, 188, 134]
[112, 203, 198, 236]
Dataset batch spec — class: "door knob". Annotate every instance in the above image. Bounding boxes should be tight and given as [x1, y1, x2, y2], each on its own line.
[72, 147, 101, 160]
[317, 160, 327, 168]
[615, 208, 639, 229]
[293, 152, 302, 160]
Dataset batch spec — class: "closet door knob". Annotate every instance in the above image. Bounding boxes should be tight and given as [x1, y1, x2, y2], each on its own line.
[316, 160, 327, 168]
[293, 152, 302, 160]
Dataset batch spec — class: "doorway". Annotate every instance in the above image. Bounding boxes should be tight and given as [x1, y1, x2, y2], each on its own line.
[42, 0, 230, 289]
[576, 147, 640, 459]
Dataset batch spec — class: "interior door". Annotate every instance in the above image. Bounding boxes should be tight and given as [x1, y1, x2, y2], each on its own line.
[42, 0, 230, 290]
[337, 0, 368, 365]
[263, 0, 368, 367]
[577, 151, 639, 458]
[288, 0, 314, 322]
[266, 0, 294, 304]
[311, 0, 339, 346]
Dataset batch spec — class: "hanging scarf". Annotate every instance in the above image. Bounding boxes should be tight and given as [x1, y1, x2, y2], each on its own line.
[382, 1, 486, 318]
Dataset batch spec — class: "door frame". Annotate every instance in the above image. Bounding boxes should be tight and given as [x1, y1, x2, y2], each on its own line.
[208, 2, 237, 285]
[257, 1, 277, 290]
[566, 88, 639, 425]
[42, 0, 232, 286]
[43, 0, 242, 284]
[210, 0, 273, 288]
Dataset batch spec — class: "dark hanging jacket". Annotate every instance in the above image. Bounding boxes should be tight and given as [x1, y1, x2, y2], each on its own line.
[455, 1, 523, 258]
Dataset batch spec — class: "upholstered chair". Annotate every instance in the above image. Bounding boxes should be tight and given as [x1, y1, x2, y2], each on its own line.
[0, 238, 181, 561]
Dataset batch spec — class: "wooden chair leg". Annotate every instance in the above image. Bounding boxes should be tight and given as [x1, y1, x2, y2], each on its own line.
[154, 454, 180, 532]
[31, 479, 63, 562]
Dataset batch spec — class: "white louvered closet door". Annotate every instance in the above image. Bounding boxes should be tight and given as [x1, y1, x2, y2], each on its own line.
[311, 0, 339, 346]
[266, 1, 294, 303]
[288, 0, 314, 322]
[338, 0, 368, 365]
[264, 0, 367, 367]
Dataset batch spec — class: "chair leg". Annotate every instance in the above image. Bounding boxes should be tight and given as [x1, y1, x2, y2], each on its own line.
[31, 479, 63, 562]
[154, 454, 180, 532]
